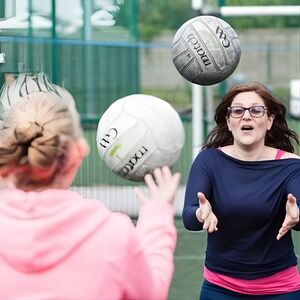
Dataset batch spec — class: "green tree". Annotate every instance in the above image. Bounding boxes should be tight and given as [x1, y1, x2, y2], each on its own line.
[224, 0, 300, 29]
[138, 0, 193, 42]
[138, 0, 300, 42]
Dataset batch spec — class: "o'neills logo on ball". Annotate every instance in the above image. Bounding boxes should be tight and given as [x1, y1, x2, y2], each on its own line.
[119, 146, 148, 176]
[99, 128, 118, 149]
[186, 33, 211, 67]
[215, 26, 230, 48]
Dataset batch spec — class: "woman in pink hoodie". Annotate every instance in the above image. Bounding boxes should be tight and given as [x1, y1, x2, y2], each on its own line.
[0, 73, 180, 300]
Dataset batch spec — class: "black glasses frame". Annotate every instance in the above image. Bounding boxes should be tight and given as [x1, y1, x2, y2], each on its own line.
[227, 106, 268, 118]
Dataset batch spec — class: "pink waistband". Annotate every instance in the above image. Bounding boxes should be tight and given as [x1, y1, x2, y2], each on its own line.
[204, 266, 300, 295]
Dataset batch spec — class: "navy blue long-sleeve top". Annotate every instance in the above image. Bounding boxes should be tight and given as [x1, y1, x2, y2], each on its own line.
[183, 148, 300, 279]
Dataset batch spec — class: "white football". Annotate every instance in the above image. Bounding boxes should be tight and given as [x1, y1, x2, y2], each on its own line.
[172, 15, 241, 85]
[96, 94, 185, 181]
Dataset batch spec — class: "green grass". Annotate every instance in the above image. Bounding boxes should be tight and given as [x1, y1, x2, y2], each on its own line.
[141, 86, 191, 112]
[168, 219, 205, 300]
[169, 218, 300, 300]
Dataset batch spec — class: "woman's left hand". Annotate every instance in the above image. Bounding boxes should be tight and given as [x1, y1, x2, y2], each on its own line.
[276, 194, 299, 240]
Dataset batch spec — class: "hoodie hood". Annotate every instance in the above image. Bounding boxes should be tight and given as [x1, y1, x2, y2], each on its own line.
[0, 188, 110, 273]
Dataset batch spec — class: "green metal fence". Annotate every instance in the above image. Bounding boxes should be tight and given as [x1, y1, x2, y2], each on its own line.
[0, 38, 140, 119]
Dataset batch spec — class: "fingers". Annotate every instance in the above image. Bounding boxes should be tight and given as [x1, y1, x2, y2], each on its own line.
[142, 166, 181, 204]
[144, 172, 158, 193]
[277, 194, 299, 240]
[287, 193, 297, 204]
[287, 194, 299, 218]
[203, 216, 218, 233]
[152, 167, 164, 185]
[170, 171, 181, 190]
[197, 192, 207, 205]
[277, 194, 300, 240]
[286, 193, 299, 218]
[197, 192, 210, 221]
[153, 166, 180, 186]
[276, 224, 289, 240]
[150, 166, 180, 189]
[196, 193, 218, 233]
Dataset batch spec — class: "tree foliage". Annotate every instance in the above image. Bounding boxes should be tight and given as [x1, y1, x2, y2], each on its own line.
[225, 0, 300, 29]
[138, 0, 300, 42]
[138, 0, 193, 42]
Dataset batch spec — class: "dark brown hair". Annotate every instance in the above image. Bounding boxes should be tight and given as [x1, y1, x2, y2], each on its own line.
[203, 82, 299, 152]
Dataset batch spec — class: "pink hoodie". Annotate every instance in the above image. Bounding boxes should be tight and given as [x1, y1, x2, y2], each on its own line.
[0, 188, 176, 299]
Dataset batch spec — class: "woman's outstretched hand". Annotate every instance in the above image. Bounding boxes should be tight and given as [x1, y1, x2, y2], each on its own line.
[277, 193, 299, 240]
[134, 166, 181, 205]
[196, 192, 218, 233]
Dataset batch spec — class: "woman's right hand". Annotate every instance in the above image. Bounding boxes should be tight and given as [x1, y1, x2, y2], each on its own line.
[196, 192, 218, 233]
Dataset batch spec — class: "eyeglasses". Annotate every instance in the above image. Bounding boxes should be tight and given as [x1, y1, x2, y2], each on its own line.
[227, 106, 268, 118]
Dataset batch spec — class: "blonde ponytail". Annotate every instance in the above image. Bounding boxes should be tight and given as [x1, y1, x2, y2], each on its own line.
[0, 73, 87, 189]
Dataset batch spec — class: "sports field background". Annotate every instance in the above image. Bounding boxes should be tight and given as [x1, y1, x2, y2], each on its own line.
[0, 2, 299, 299]
[169, 218, 207, 300]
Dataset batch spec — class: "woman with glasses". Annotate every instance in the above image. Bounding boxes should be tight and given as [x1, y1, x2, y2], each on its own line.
[183, 82, 300, 299]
